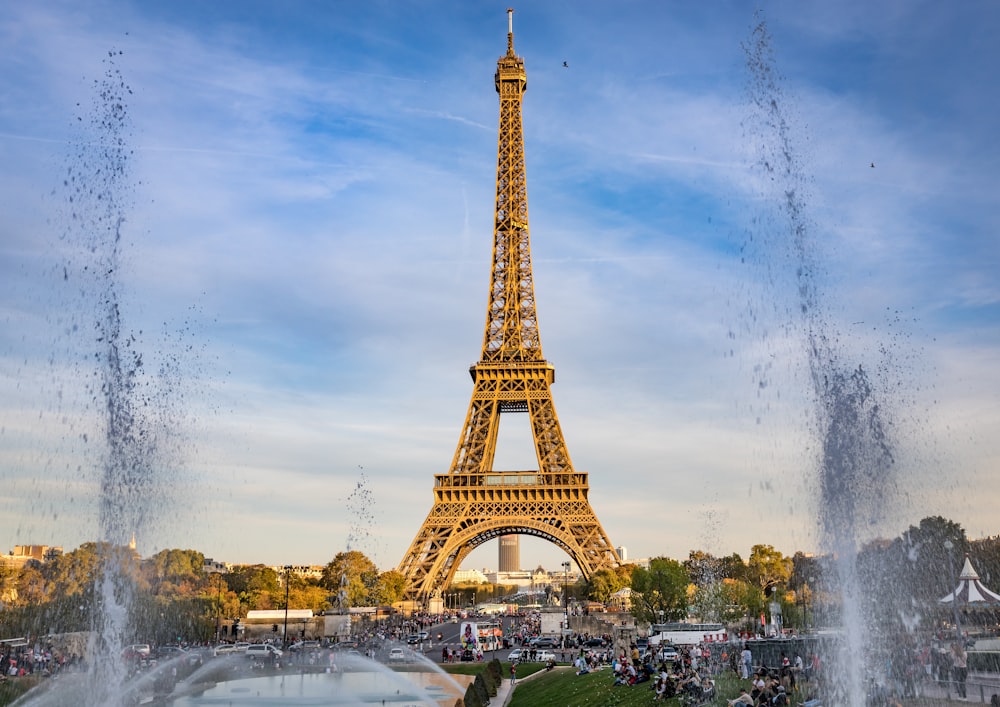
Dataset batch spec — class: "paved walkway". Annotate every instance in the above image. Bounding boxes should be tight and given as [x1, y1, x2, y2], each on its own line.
[915, 672, 1000, 704]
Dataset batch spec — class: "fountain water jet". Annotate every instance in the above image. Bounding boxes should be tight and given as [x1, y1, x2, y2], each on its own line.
[11, 47, 440, 707]
[22, 49, 185, 707]
[741, 13, 910, 707]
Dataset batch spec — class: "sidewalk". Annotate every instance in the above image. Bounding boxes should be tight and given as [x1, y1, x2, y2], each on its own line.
[916, 672, 1000, 704]
[494, 675, 513, 706]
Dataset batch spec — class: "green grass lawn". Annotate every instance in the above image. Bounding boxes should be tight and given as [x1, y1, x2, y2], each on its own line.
[503, 666, 744, 707]
[487, 664, 974, 707]
[0, 676, 36, 706]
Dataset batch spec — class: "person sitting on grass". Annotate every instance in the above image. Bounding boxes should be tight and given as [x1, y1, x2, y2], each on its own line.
[699, 676, 716, 702]
[727, 687, 754, 705]
[676, 670, 701, 701]
[654, 674, 670, 701]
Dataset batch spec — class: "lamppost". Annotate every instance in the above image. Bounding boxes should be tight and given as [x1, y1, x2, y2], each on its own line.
[944, 541, 962, 642]
[215, 572, 224, 642]
[806, 576, 815, 634]
[283, 565, 293, 648]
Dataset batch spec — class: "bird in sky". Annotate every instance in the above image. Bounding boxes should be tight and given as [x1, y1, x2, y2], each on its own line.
[563, 61, 568, 67]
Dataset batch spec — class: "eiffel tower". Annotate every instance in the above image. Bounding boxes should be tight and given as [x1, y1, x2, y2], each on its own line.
[397, 9, 620, 604]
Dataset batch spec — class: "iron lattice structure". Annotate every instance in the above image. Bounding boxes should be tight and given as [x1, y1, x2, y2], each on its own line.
[397, 10, 620, 603]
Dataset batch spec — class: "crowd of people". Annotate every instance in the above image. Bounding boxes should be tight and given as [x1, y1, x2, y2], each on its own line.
[1, 643, 84, 679]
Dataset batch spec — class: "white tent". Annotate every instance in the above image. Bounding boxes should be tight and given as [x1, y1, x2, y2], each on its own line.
[939, 555, 1000, 606]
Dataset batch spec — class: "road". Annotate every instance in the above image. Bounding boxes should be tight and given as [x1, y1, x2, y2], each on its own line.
[412, 618, 516, 664]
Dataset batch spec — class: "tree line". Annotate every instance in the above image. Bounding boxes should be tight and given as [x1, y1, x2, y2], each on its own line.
[1, 515, 997, 644]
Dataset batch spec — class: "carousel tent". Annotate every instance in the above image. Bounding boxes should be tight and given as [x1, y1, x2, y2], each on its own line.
[939, 554, 1000, 606]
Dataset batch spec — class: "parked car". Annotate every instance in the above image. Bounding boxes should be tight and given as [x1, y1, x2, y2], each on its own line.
[531, 637, 558, 648]
[536, 650, 557, 662]
[155, 646, 186, 659]
[122, 644, 151, 660]
[660, 646, 679, 662]
[214, 642, 248, 656]
[388, 648, 406, 662]
[289, 640, 321, 652]
[159, 646, 205, 665]
[582, 638, 607, 648]
[155, 645, 202, 666]
[246, 644, 283, 660]
[507, 648, 523, 662]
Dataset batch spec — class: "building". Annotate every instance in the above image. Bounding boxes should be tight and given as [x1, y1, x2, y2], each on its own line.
[452, 568, 489, 585]
[499, 535, 520, 572]
[203, 558, 229, 574]
[1, 545, 63, 570]
[484, 567, 578, 591]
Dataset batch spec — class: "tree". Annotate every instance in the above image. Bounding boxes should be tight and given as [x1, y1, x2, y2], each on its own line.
[747, 544, 792, 596]
[718, 553, 750, 583]
[584, 568, 628, 603]
[691, 578, 757, 625]
[970, 535, 1000, 589]
[321, 551, 379, 607]
[142, 548, 206, 598]
[15, 563, 47, 606]
[0, 562, 16, 606]
[896, 516, 968, 604]
[224, 565, 280, 611]
[684, 551, 720, 588]
[629, 557, 689, 624]
[370, 570, 407, 607]
[41, 543, 102, 600]
[788, 551, 823, 593]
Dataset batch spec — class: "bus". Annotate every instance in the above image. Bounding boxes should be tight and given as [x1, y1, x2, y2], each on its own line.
[477, 622, 502, 652]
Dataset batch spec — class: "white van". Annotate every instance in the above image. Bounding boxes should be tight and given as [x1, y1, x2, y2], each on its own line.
[246, 644, 283, 659]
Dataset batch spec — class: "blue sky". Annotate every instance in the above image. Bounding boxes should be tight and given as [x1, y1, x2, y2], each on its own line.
[1, 1, 997, 575]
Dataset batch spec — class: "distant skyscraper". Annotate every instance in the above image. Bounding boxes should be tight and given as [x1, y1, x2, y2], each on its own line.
[499, 535, 520, 572]
[616, 546, 628, 563]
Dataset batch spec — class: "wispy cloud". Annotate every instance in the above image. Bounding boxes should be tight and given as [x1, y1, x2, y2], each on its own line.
[1, 1, 998, 571]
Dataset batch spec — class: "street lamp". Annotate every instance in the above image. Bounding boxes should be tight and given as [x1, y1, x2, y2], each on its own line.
[944, 541, 962, 642]
[215, 572, 224, 642]
[283, 565, 293, 648]
[562, 561, 571, 648]
[562, 562, 571, 610]
[806, 576, 815, 634]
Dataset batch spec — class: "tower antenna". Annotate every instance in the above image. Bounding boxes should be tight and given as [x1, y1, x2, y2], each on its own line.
[507, 8, 514, 55]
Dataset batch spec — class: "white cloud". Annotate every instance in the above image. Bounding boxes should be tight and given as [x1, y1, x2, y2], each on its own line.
[0, 1, 998, 575]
